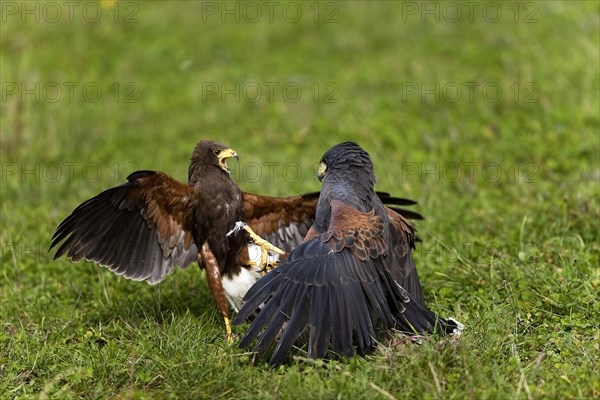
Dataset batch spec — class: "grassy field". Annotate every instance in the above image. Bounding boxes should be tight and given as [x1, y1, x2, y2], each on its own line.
[1, 1, 599, 398]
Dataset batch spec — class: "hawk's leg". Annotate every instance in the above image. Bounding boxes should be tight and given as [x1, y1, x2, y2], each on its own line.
[200, 243, 233, 344]
[241, 225, 285, 275]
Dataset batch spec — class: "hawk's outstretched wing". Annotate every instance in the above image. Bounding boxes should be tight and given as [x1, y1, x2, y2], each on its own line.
[50, 170, 199, 284]
[386, 208, 425, 305]
[233, 200, 446, 367]
[243, 191, 423, 253]
[242, 192, 318, 253]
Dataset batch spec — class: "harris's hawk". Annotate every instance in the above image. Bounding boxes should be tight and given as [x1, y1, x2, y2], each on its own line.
[233, 142, 461, 366]
[50, 140, 423, 342]
[50, 141, 283, 341]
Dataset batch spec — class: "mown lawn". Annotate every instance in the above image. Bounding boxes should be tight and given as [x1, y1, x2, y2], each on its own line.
[1, 1, 598, 399]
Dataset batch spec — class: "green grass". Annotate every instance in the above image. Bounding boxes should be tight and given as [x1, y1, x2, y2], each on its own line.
[1, 1, 599, 398]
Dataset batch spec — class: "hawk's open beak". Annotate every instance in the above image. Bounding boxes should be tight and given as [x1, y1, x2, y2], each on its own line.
[218, 148, 239, 173]
[317, 161, 327, 182]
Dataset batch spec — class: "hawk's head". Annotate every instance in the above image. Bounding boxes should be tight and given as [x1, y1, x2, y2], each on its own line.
[189, 140, 239, 182]
[317, 142, 375, 186]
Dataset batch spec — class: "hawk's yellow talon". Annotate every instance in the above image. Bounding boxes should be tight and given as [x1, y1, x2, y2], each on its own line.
[260, 261, 278, 276]
[242, 225, 285, 254]
[242, 225, 285, 272]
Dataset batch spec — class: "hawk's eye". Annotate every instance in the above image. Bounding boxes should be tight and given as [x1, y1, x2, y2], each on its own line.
[213, 149, 220, 156]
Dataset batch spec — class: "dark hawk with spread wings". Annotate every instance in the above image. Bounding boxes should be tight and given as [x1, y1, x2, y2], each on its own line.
[233, 142, 461, 366]
[50, 140, 423, 342]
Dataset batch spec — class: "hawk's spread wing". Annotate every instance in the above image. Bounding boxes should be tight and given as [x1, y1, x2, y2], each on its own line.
[233, 200, 440, 367]
[386, 208, 425, 305]
[376, 192, 424, 221]
[243, 192, 318, 253]
[243, 191, 422, 253]
[50, 170, 199, 284]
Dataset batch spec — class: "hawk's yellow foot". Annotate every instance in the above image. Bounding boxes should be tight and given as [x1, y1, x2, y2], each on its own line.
[241, 224, 285, 271]
[242, 225, 285, 254]
[260, 261, 279, 276]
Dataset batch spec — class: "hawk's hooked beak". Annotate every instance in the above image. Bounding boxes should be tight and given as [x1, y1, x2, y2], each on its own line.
[218, 148, 239, 174]
[317, 161, 327, 182]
